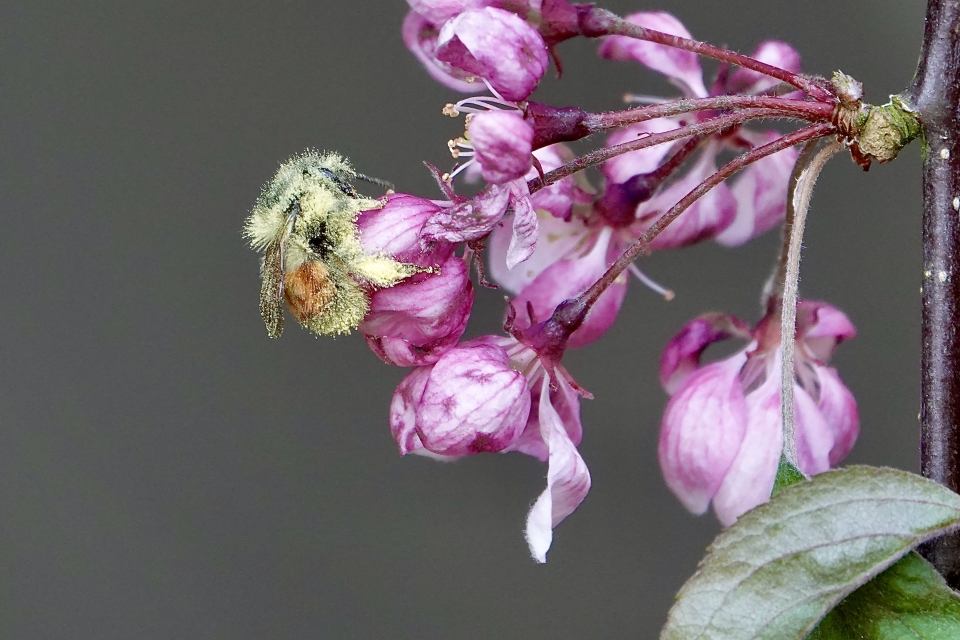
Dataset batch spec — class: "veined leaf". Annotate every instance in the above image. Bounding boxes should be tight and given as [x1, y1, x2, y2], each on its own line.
[809, 551, 960, 639]
[661, 466, 960, 640]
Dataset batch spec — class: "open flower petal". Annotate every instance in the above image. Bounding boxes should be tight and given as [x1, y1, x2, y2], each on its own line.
[421, 182, 510, 243]
[816, 366, 860, 465]
[402, 10, 479, 93]
[716, 130, 798, 247]
[505, 182, 539, 268]
[598, 12, 707, 98]
[525, 376, 591, 563]
[711, 374, 783, 526]
[509, 229, 625, 349]
[659, 355, 749, 515]
[728, 41, 802, 95]
[642, 145, 737, 249]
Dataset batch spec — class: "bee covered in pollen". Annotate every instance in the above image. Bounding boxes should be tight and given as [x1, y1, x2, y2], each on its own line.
[244, 151, 418, 338]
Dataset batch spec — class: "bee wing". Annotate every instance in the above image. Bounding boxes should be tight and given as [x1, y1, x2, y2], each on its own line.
[258, 201, 300, 339]
[259, 237, 286, 339]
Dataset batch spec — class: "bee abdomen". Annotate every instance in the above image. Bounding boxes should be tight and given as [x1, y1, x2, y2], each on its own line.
[284, 260, 336, 323]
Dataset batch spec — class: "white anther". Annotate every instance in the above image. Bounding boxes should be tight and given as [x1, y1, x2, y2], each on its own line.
[953, 196, 959, 211]
[939, 271, 949, 283]
[941, 148, 951, 160]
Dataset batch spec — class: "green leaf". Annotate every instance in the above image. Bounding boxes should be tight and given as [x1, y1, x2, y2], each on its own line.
[809, 552, 960, 639]
[660, 466, 960, 640]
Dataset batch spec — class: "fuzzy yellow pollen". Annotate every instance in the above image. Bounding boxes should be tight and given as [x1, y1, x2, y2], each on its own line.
[243, 150, 416, 338]
[443, 103, 460, 117]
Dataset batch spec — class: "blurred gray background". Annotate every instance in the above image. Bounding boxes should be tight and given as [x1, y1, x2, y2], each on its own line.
[0, 1, 925, 638]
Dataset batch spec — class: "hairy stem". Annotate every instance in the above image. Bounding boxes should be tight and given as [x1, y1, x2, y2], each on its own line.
[584, 96, 835, 132]
[764, 139, 823, 311]
[529, 109, 789, 193]
[570, 123, 834, 312]
[779, 141, 842, 467]
[577, 8, 835, 102]
[904, 0, 960, 588]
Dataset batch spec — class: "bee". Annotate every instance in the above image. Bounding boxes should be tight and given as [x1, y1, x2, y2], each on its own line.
[244, 151, 417, 338]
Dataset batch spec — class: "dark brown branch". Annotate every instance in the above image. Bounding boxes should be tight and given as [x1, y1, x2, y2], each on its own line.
[905, 0, 960, 589]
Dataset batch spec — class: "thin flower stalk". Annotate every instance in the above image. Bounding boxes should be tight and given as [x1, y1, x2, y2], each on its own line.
[577, 8, 835, 102]
[582, 95, 835, 132]
[572, 122, 837, 313]
[529, 108, 803, 193]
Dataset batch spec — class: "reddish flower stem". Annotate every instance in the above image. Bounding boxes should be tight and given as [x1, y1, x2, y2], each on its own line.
[528, 108, 789, 193]
[577, 7, 835, 103]
[560, 123, 835, 320]
[584, 96, 835, 132]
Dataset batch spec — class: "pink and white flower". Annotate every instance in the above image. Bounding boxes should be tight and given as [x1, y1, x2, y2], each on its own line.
[658, 301, 859, 526]
[598, 11, 801, 248]
[390, 334, 591, 562]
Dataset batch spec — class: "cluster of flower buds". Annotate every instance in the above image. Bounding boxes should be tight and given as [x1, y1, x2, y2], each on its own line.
[286, 1, 868, 560]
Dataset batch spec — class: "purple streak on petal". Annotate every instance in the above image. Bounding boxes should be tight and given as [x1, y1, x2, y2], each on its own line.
[361, 255, 474, 345]
[358, 193, 455, 266]
[402, 10, 479, 93]
[506, 182, 539, 268]
[436, 7, 549, 101]
[417, 342, 531, 455]
[391, 366, 433, 455]
[716, 131, 798, 247]
[728, 41, 802, 95]
[659, 355, 748, 515]
[525, 376, 591, 563]
[816, 366, 860, 465]
[421, 183, 511, 243]
[659, 316, 737, 394]
[469, 111, 534, 184]
[642, 145, 737, 249]
[793, 383, 834, 475]
[712, 375, 783, 526]
[366, 329, 465, 367]
[598, 12, 708, 97]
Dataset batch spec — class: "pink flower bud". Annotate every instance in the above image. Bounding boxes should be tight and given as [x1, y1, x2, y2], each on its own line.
[468, 111, 534, 184]
[358, 193, 455, 267]
[411, 340, 532, 455]
[360, 256, 474, 366]
[436, 7, 549, 101]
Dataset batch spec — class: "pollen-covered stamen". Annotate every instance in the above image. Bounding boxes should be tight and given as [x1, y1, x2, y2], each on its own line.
[447, 136, 474, 159]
